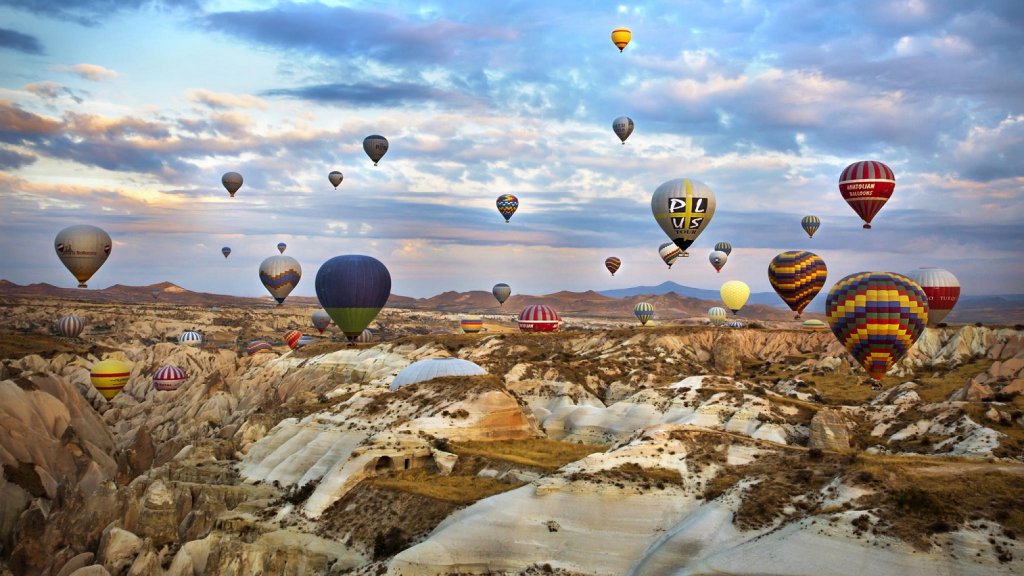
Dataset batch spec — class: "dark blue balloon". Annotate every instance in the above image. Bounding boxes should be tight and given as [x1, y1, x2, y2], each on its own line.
[315, 255, 391, 339]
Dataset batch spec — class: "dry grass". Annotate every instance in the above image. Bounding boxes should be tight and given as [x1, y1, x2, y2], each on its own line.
[914, 359, 995, 403]
[0, 332, 102, 360]
[450, 438, 607, 471]
[369, 469, 522, 504]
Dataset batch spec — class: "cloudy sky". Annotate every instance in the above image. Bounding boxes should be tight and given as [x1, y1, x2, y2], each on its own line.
[1, 0, 1021, 302]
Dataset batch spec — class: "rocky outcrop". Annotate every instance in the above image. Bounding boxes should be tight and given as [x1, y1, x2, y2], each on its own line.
[808, 409, 853, 452]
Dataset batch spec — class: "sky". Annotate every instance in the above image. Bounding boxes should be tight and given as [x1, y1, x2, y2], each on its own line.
[0, 0, 1022, 302]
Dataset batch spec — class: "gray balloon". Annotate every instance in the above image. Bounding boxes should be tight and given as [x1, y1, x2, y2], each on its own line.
[492, 283, 511, 305]
[363, 135, 389, 165]
[54, 225, 111, 288]
[222, 172, 243, 197]
[612, 116, 634, 144]
[328, 171, 343, 188]
[651, 178, 716, 253]
[709, 250, 728, 272]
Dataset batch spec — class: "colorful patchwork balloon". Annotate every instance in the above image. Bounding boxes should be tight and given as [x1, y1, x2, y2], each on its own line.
[825, 272, 928, 381]
[496, 194, 519, 223]
[768, 251, 828, 319]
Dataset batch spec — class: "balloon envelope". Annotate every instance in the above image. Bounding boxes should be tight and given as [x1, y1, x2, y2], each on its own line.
[312, 309, 333, 333]
[709, 251, 728, 273]
[518, 304, 561, 332]
[905, 267, 960, 325]
[611, 27, 631, 51]
[839, 161, 894, 229]
[91, 359, 131, 401]
[826, 272, 928, 381]
[714, 242, 732, 256]
[57, 315, 85, 338]
[612, 116, 634, 144]
[363, 135, 389, 165]
[461, 316, 483, 333]
[315, 255, 391, 340]
[720, 281, 750, 314]
[605, 257, 621, 276]
[651, 178, 716, 253]
[259, 255, 302, 304]
[768, 251, 828, 318]
[658, 242, 681, 268]
[634, 302, 654, 326]
[801, 216, 820, 238]
[55, 225, 111, 288]
[708, 307, 727, 326]
[284, 330, 302, 350]
[492, 283, 511, 305]
[222, 172, 243, 197]
[222, 246, 231, 258]
[277, 242, 287, 254]
[496, 194, 519, 223]
[328, 171, 343, 188]
[153, 365, 186, 391]
[246, 340, 273, 355]
[179, 331, 202, 346]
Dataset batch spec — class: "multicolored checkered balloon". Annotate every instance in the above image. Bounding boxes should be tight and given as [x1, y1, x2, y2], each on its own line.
[768, 251, 828, 319]
[825, 272, 928, 381]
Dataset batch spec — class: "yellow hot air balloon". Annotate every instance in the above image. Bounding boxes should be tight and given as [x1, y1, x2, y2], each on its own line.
[90, 358, 131, 400]
[720, 280, 750, 314]
[611, 27, 632, 52]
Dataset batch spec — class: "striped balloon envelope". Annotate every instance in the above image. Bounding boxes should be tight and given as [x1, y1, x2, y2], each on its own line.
[356, 328, 374, 343]
[153, 365, 186, 391]
[839, 161, 895, 229]
[714, 242, 732, 256]
[284, 330, 303, 350]
[57, 315, 85, 338]
[825, 272, 928, 381]
[518, 304, 562, 332]
[259, 255, 302, 305]
[605, 257, 622, 276]
[634, 302, 654, 326]
[90, 359, 131, 400]
[461, 317, 483, 333]
[802, 319, 827, 330]
[768, 251, 828, 319]
[496, 194, 519, 223]
[246, 340, 273, 355]
[801, 215, 820, 238]
[179, 331, 202, 346]
[905, 267, 960, 325]
[728, 321, 744, 328]
[708, 307, 727, 326]
[658, 242, 682, 268]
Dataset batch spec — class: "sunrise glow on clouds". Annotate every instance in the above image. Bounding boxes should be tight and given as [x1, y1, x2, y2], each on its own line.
[0, 0, 1021, 299]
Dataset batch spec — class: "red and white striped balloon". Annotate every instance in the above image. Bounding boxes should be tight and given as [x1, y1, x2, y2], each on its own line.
[905, 267, 960, 325]
[839, 160, 895, 229]
[518, 304, 562, 332]
[153, 365, 186, 391]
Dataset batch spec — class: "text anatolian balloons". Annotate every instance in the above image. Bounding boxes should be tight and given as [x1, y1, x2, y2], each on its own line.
[363, 135, 389, 165]
[54, 225, 112, 288]
[651, 178, 716, 255]
[838, 161, 895, 229]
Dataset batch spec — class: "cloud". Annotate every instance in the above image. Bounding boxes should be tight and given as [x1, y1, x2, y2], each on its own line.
[24, 81, 84, 104]
[0, 148, 36, 169]
[953, 115, 1024, 181]
[186, 90, 267, 110]
[57, 63, 118, 81]
[261, 81, 464, 106]
[0, 0, 199, 26]
[0, 101, 63, 145]
[0, 27, 43, 55]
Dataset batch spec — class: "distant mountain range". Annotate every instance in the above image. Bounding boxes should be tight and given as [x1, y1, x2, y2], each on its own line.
[2, 279, 1020, 324]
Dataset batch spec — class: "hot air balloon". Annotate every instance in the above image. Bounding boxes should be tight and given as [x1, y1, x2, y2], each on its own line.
[296, 335, 314, 348]
[801, 216, 820, 238]
[150, 289, 161, 300]
[312, 309, 332, 334]
[390, 358, 487, 392]
[222, 172, 243, 197]
[56, 315, 85, 338]
[905, 268, 960, 325]
[826, 272, 928, 381]
[839, 161, 895, 229]
[802, 319, 827, 330]
[611, 27, 631, 52]
[658, 242, 681, 268]
[461, 316, 483, 333]
[328, 171, 344, 189]
[284, 329, 303, 350]
[153, 365, 186, 391]
[496, 194, 519, 223]
[222, 246, 231, 258]
[768, 251, 828, 319]
[651, 178, 716, 255]
[605, 257, 622, 276]
[727, 321, 744, 328]
[54, 225, 111, 288]
[492, 283, 511, 305]
[518, 304, 561, 332]
[363, 135, 389, 165]
[246, 340, 273, 355]
[709, 251, 728, 273]
[356, 328, 374, 343]
[90, 359, 131, 401]
[634, 302, 654, 326]
[315, 255, 391, 341]
[708, 307, 727, 326]
[714, 242, 732, 256]
[179, 331, 202, 346]
[720, 280, 750, 314]
[277, 242, 287, 254]
[259, 255, 302, 305]
[612, 116, 634, 144]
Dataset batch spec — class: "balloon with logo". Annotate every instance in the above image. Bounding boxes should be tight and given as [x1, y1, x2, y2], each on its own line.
[651, 178, 716, 256]
[153, 365, 186, 391]
[312, 309, 333, 334]
[826, 272, 928, 381]
[714, 242, 732, 256]
[363, 135, 389, 165]
[221, 172, 243, 197]
[222, 246, 231, 258]
[720, 280, 750, 314]
[801, 215, 820, 238]
[768, 251, 828, 319]
[839, 161, 895, 229]
[634, 302, 654, 326]
[54, 225, 112, 288]
[259, 255, 302, 305]
[658, 242, 681, 268]
[612, 116, 634, 144]
[315, 255, 391, 341]
[611, 27, 631, 52]
[605, 257, 621, 276]
[328, 171, 343, 189]
[496, 194, 519, 223]
[492, 283, 511, 305]
[905, 267, 960, 325]
[709, 251, 727, 273]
